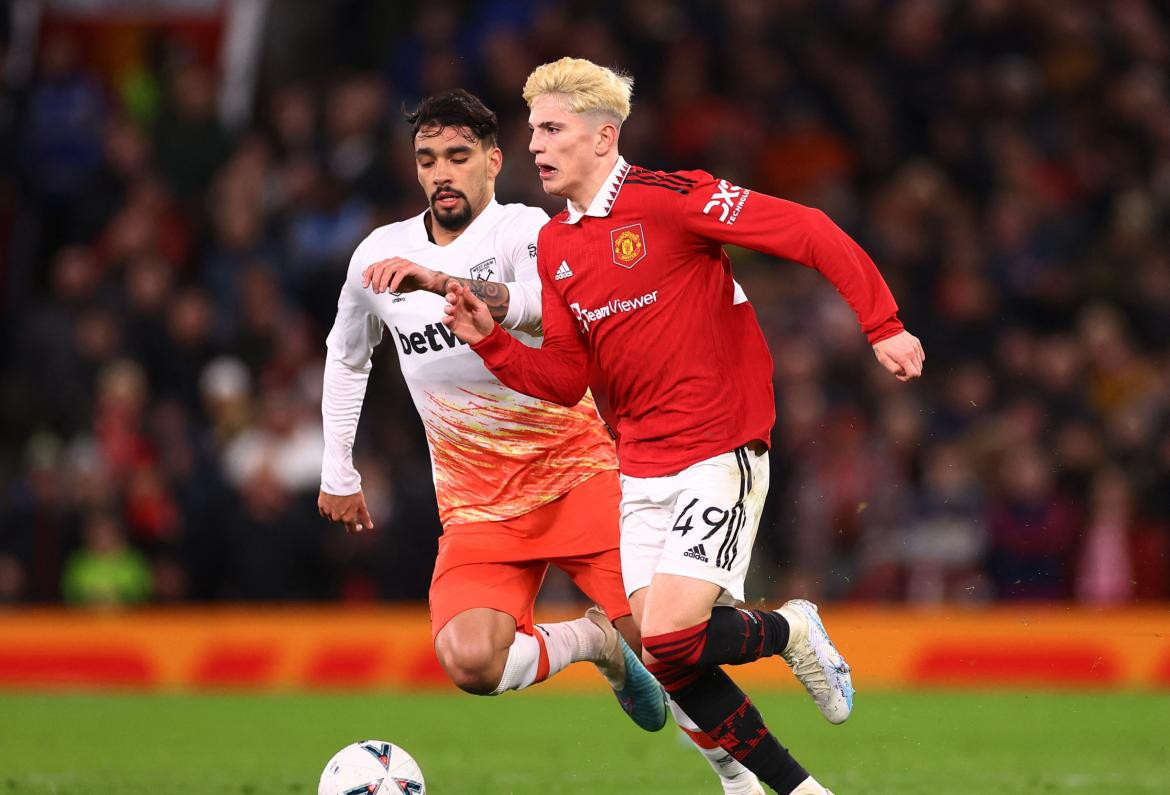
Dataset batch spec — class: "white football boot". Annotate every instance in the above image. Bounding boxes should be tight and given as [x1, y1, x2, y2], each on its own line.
[777, 599, 854, 724]
[736, 773, 766, 795]
[790, 775, 834, 794]
[711, 761, 764, 795]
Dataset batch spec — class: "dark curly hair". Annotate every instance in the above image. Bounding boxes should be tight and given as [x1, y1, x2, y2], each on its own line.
[404, 89, 498, 147]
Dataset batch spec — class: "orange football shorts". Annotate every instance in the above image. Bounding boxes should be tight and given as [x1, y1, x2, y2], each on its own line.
[429, 470, 630, 637]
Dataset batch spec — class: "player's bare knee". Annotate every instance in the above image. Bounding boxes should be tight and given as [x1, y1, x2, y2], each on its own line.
[447, 665, 500, 696]
[640, 611, 697, 666]
[640, 589, 715, 642]
[638, 614, 678, 644]
[435, 636, 504, 695]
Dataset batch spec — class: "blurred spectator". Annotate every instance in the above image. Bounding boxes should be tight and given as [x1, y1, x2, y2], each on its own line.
[153, 59, 233, 203]
[280, 154, 371, 325]
[220, 386, 326, 600]
[987, 446, 1082, 600]
[199, 356, 254, 448]
[222, 387, 323, 496]
[21, 33, 104, 203]
[61, 512, 152, 606]
[1132, 431, 1170, 600]
[93, 358, 153, 485]
[0, 432, 76, 601]
[70, 114, 154, 244]
[0, 554, 27, 603]
[1077, 467, 1135, 604]
[905, 442, 989, 604]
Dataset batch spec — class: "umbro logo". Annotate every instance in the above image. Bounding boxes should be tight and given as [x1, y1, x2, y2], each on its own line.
[683, 544, 708, 563]
[554, 260, 573, 280]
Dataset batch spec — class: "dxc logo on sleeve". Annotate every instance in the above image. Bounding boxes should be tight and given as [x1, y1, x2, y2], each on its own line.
[703, 178, 751, 225]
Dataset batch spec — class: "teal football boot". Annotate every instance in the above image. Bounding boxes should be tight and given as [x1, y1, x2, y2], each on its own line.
[586, 607, 668, 731]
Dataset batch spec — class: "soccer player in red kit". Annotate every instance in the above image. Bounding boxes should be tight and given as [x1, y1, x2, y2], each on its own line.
[443, 59, 924, 795]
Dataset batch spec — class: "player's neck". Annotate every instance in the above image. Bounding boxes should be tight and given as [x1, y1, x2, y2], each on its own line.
[568, 153, 621, 215]
[425, 213, 462, 247]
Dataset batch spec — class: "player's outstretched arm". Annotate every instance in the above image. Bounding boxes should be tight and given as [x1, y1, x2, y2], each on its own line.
[872, 329, 925, 382]
[684, 173, 919, 357]
[321, 255, 383, 523]
[363, 256, 515, 324]
[318, 489, 374, 534]
[444, 280, 589, 406]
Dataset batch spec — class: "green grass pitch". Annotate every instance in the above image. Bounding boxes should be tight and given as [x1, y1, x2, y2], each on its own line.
[2, 690, 1167, 793]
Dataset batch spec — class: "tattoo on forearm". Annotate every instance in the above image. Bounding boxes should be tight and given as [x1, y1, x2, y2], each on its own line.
[454, 277, 510, 322]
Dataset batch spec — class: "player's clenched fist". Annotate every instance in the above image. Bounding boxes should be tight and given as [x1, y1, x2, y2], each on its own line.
[317, 490, 375, 534]
[872, 330, 925, 382]
[362, 257, 445, 295]
[443, 281, 495, 345]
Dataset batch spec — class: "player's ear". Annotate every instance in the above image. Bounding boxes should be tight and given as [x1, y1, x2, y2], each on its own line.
[595, 121, 618, 157]
[486, 145, 503, 178]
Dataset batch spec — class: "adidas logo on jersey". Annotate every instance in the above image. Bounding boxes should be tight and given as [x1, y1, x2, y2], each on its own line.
[554, 261, 573, 280]
[683, 544, 708, 563]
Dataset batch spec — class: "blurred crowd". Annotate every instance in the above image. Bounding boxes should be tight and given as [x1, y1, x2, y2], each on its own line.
[1, 0, 1168, 607]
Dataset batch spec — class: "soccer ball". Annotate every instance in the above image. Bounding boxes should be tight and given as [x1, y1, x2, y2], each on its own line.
[318, 740, 426, 795]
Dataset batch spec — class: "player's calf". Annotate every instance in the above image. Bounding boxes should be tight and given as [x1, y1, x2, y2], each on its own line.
[672, 700, 767, 795]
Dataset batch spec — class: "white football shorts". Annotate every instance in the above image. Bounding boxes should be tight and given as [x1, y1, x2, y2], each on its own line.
[619, 443, 769, 602]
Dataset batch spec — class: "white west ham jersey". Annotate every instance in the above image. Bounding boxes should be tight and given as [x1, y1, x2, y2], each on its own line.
[322, 199, 617, 526]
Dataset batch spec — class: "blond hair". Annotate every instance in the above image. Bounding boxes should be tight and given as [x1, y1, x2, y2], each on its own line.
[522, 57, 634, 123]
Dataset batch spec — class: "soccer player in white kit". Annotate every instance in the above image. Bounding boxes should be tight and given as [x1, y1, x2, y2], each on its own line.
[318, 89, 671, 735]
[322, 89, 778, 793]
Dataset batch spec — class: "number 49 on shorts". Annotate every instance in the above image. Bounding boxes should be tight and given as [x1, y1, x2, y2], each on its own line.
[671, 496, 748, 572]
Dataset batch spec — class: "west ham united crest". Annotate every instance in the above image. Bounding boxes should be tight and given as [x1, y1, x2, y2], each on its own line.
[470, 258, 496, 280]
[610, 223, 646, 269]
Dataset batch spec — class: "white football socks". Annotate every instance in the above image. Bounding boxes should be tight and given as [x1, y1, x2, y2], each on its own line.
[490, 631, 541, 694]
[536, 617, 606, 669]
[490, 619, 605, 695]
[670, 700, 762, 795]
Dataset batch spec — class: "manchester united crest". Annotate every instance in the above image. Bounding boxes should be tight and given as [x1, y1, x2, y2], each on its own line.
[610, 223, 647, 269]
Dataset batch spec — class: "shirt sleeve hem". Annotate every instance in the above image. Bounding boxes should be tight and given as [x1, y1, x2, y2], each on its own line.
[866, 315, 905, 345]
[470, 323, 513, 363]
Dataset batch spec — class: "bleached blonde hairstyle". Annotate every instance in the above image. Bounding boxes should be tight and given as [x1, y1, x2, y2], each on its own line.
[522, 57, 634, 124]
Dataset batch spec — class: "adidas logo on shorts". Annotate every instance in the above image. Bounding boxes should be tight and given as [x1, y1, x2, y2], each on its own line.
[683, 544, 708, 563]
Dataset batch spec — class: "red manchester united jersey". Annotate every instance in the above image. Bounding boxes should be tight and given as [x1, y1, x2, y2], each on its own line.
[473, 158, 903, 477]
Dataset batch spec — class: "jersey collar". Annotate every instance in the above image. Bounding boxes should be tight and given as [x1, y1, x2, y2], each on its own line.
[563, 157, 630, 224]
